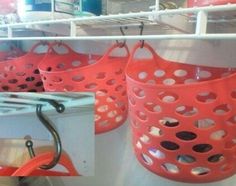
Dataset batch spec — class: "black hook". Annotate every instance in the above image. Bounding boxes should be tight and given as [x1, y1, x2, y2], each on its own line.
[25, 100, 65, 170]
[139, 22, 145, 48]
[116, 26, 127, 48]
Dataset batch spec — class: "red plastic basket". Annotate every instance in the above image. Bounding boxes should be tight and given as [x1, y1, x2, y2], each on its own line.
[126, 42, 236, 183]
[188, 0, 236, 7]
[38, 43, 129, 134]
[0, 152, 79, 176]
[0, 42, 48, 92]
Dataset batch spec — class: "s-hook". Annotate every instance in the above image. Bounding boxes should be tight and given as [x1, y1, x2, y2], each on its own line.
[116, 26, 127, 48]
[139, 22, 145, 48]
[25, 99, 65, 170]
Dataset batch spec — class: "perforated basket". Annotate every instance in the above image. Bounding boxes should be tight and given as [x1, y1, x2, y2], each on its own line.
[0, 42, 49, 92]
[38, 43, 129, 134]
[188, 0, 236, 7]
[126, 42, 236, 183]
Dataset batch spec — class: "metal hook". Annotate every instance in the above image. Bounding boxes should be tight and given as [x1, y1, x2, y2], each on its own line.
[25, 100, 65, 170]
[116, 26, 127, 48]
[139, 22, 145, 48]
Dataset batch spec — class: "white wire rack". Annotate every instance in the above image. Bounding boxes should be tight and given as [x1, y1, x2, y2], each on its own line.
[0, 92, 94, 116]
[0, 3, 236, 40]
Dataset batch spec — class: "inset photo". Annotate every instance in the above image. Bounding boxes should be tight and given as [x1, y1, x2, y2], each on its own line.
[0, 92, 94, 176]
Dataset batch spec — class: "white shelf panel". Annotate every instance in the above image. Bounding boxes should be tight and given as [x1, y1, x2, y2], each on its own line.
[0, 92, 94, 116]
[0, 4, 236, 40]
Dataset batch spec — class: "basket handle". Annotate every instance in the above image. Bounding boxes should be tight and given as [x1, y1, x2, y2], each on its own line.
[101, 43, 130, 62]
[29, 42, 51, 54]
[129, 42, 163, 63]
[46, 42, 76, 55]
[12, 152, 79, 176]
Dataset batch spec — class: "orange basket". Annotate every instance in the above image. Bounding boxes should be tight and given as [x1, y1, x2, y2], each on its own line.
[126, 42, 236, 183]
[0, 42, 49, 92]
[38, 43, 129, 134]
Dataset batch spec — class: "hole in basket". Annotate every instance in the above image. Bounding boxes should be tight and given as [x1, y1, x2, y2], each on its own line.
[34, 69, 40, 74]
[140, 134, 150, 143]
[214, 104, 231, 115]
[161, 141, 179, 151]
[163, 78, 176, 85]
[35, 81, 43, 87]
[16, 72, 26, 76]
[115, 85, 124, 92]
[227, 115, 236, 125]
[8, 79, 18, 84]
[136, 141, 142, 149]
[176, 131, 197, 141]
[71, 60, 81, 67]
[149, 126, 163, 137]
[85, 83, 97, 89]
[231, 89, 236, 99]
[17, 84, 28, 90]
[176, 105, 198, 116]
[128, 96, 136, 106]
[88, 59, 96, 65]
[174, 69, 188, 77]
[72, 75, 84, 82]
[25, 63, 34, 69]
[191, 167, 210, 176]
[2, 86, 9, 91]
[194, 118, 215, 129]
[193, 144, 212, 153]
[96, 72, 106, 79]
[56, 63, 65, 69]
[138, 71, 148, 80]
[162, 163, 179, 174]
[208, 154, 224, 163]
[159, 117, 179, 127]
[52, 76, 63, 83]
[46, 67, 52, 72]
[107, 110, 117, 118]
[132, 87, 145, 98]
[106, 79, 116, 86]
[197, 70, 212, 79]
[106, 96, 116, 103]
[115, 115, 123, 123]
[158, 91, 179, 103]
[144, 102, 162, 113]
[210, 130, 226, 140]
[25, 77, 35, 82]
[196, 92, 217, 103]
[115, 101, 125, 110]
[154, 70, 165, 77]
[97, 105, 109, 113]
[4, 65, 15, 71]
[98, 120, 109, 127]
[63, 85, 74, 91]
[0, 73, 7, 79]
[141, 154, 153, 166]
[147, 79, 156, 85]
[221, 164, 233, 172]
[225, 139, 236, 149]
[177, 155, 196, 164]
[96, 90, 108, 97]
[136, 111, 148, 121]
[149, 148, 165, 159]
[95, 114, 101, 122]
[184, 79, 197, 84]
[115, 68, 123, 75]
[28, 89, 37, 92]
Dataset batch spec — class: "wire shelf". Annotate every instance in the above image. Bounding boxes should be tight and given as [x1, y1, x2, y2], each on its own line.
[0, 92, 94, 116]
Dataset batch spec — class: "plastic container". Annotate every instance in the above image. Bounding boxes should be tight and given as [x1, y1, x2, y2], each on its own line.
[0, 42, 48, 92]
[188, 0, 236, 7]
[126, 42, 236, 183]
[38, 43, 129, 134]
